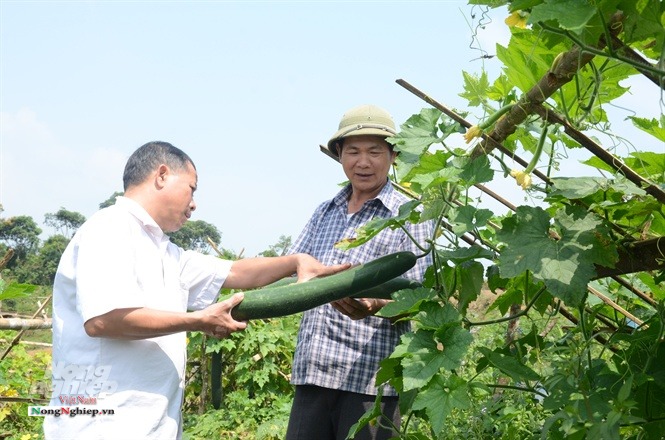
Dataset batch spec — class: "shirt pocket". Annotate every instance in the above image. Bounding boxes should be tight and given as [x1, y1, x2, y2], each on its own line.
[366, 229, 406, 258]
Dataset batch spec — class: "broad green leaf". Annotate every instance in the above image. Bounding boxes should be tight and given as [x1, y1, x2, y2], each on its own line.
[455, 155, 495, 185]
[507, 0, 544, 10]
[497, 29, 558, 93]
[459, 70, 491, 107]
[496, 205, 618, 307]
[377, 287, 436, 318]
[488, 73, 517, 102]
[486, 264, 509, 293]
[528, 0, 597, 33]
[636, 273, 665, 300]
[401, 327, 472, 390]
[487, 282, 524, 315]
[477, 346, 541, 382]
[0, 282, 36, 300]
[436, 245, 496, 265]
[548, 176, 612, 199]
[450, 205, 494, 235]
[624, 151, 665, 180]
[412, 302, 461, 330]
[457, 261, 485, 314]
[391, 108, 443, 180]
[412, 375, 471, 435]
[619, 0, 665, 47]
[409, 151, 462, 190]
[375, 356, 403, 390]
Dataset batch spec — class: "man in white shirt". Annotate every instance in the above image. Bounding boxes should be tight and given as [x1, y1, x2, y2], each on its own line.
[43, 141, 347, 439]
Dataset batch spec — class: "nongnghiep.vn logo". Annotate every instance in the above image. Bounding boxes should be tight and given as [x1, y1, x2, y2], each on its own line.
[28, 406, 115, 417]
[51, 362, 118, 399]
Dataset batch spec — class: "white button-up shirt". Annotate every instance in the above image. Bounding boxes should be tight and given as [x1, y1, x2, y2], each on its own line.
[44, 197, 232, 439]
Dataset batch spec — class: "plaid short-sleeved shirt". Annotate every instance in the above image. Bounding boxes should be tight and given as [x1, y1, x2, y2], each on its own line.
[289, 181, 433, 396]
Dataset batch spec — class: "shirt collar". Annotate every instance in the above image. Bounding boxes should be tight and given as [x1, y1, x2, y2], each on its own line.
[332, 180, 401, 216]
[114, 196, 167, 243]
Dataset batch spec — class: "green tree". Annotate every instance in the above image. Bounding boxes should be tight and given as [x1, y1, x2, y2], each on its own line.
[13, 234, 69, 285]
[258, 235, 292, 257]
[168, 220, 222, 253]
[99, 191, 123, 209]
[44, 207, 86, 238]
[0, 216, 41, 267]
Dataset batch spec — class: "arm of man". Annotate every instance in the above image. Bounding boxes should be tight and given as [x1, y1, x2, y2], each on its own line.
[223, 253, 350, 290]
[84, 292, 247, 340]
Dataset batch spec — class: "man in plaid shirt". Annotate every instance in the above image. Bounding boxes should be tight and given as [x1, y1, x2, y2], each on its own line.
[285, 105, 433, 440]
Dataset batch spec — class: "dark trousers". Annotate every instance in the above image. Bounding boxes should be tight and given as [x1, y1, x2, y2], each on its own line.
[285, 385, 400, 440]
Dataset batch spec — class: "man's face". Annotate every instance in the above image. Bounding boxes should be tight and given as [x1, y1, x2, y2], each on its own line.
[160, 162, 198, 233]
[339, 135, 396, 197]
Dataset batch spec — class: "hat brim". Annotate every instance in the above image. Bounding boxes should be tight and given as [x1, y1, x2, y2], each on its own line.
[327, 126, 396, 157]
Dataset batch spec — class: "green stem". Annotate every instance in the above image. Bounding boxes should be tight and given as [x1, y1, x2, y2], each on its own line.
[464, 285, 546, 327]
[479, 103, 516, 130]
[489, 384, 548, 399]
[525, 122, 548, 174]
[539, 22, 665, 79]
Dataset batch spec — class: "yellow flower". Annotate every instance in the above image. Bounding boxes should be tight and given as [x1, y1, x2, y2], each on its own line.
[510, 169, 532, 189]
[463, 125, 483, 144]
[505, 11, 528, 29]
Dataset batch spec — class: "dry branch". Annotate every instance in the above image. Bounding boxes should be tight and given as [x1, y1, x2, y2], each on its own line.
[0, 318, 52, 330]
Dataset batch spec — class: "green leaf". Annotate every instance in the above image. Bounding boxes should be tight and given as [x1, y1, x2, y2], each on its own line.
[528, 0, 597, 33]
[459, 70, 491, 107]
[636, 273, 665, 300]
[334, 200, 421, 250]
[391, 108, 443, 180]
[400, 327, 472, 390]
[409, 151, 462, 190]
[0, 282, 36, 300]
[346, 388, 384, 439]
[413, 302, 461, 330]
[450, 205, 494, 235]
[457, 261, 485, 314]
[455, 155, 495, 185]
[477, 347, 541, 382]
[376, 287, 436, 318]
[624, 151, 665, 181]
[412, 375, 471, 435]
[497, 29, 558, 93]
[496, 205, 618, 307]
[548, 176, 613, 199]
[436, 245, 495, 265]
[488, 73, 517, 102]
[629, 117, 665, 142]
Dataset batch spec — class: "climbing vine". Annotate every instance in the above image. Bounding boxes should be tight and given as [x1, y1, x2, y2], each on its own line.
[344, 1, 665, 438]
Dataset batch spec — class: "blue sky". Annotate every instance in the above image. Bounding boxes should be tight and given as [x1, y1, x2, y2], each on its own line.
[1, 1, 661, 256]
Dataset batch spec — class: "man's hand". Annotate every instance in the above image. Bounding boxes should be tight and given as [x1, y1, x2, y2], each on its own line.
[193, 292, 248, 338]
[295, 254, 351, 282]
[330, 297, 389, 320]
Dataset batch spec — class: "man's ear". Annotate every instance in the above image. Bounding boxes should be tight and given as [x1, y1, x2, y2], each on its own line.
[155, 164, 169, 188]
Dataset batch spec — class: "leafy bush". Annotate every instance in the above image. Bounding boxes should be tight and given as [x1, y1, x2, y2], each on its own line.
[183, 314, 301, 439]
[0, 332, 50, 440]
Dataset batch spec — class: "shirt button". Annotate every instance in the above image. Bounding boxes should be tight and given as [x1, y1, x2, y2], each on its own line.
[318, 309, 324, 314]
